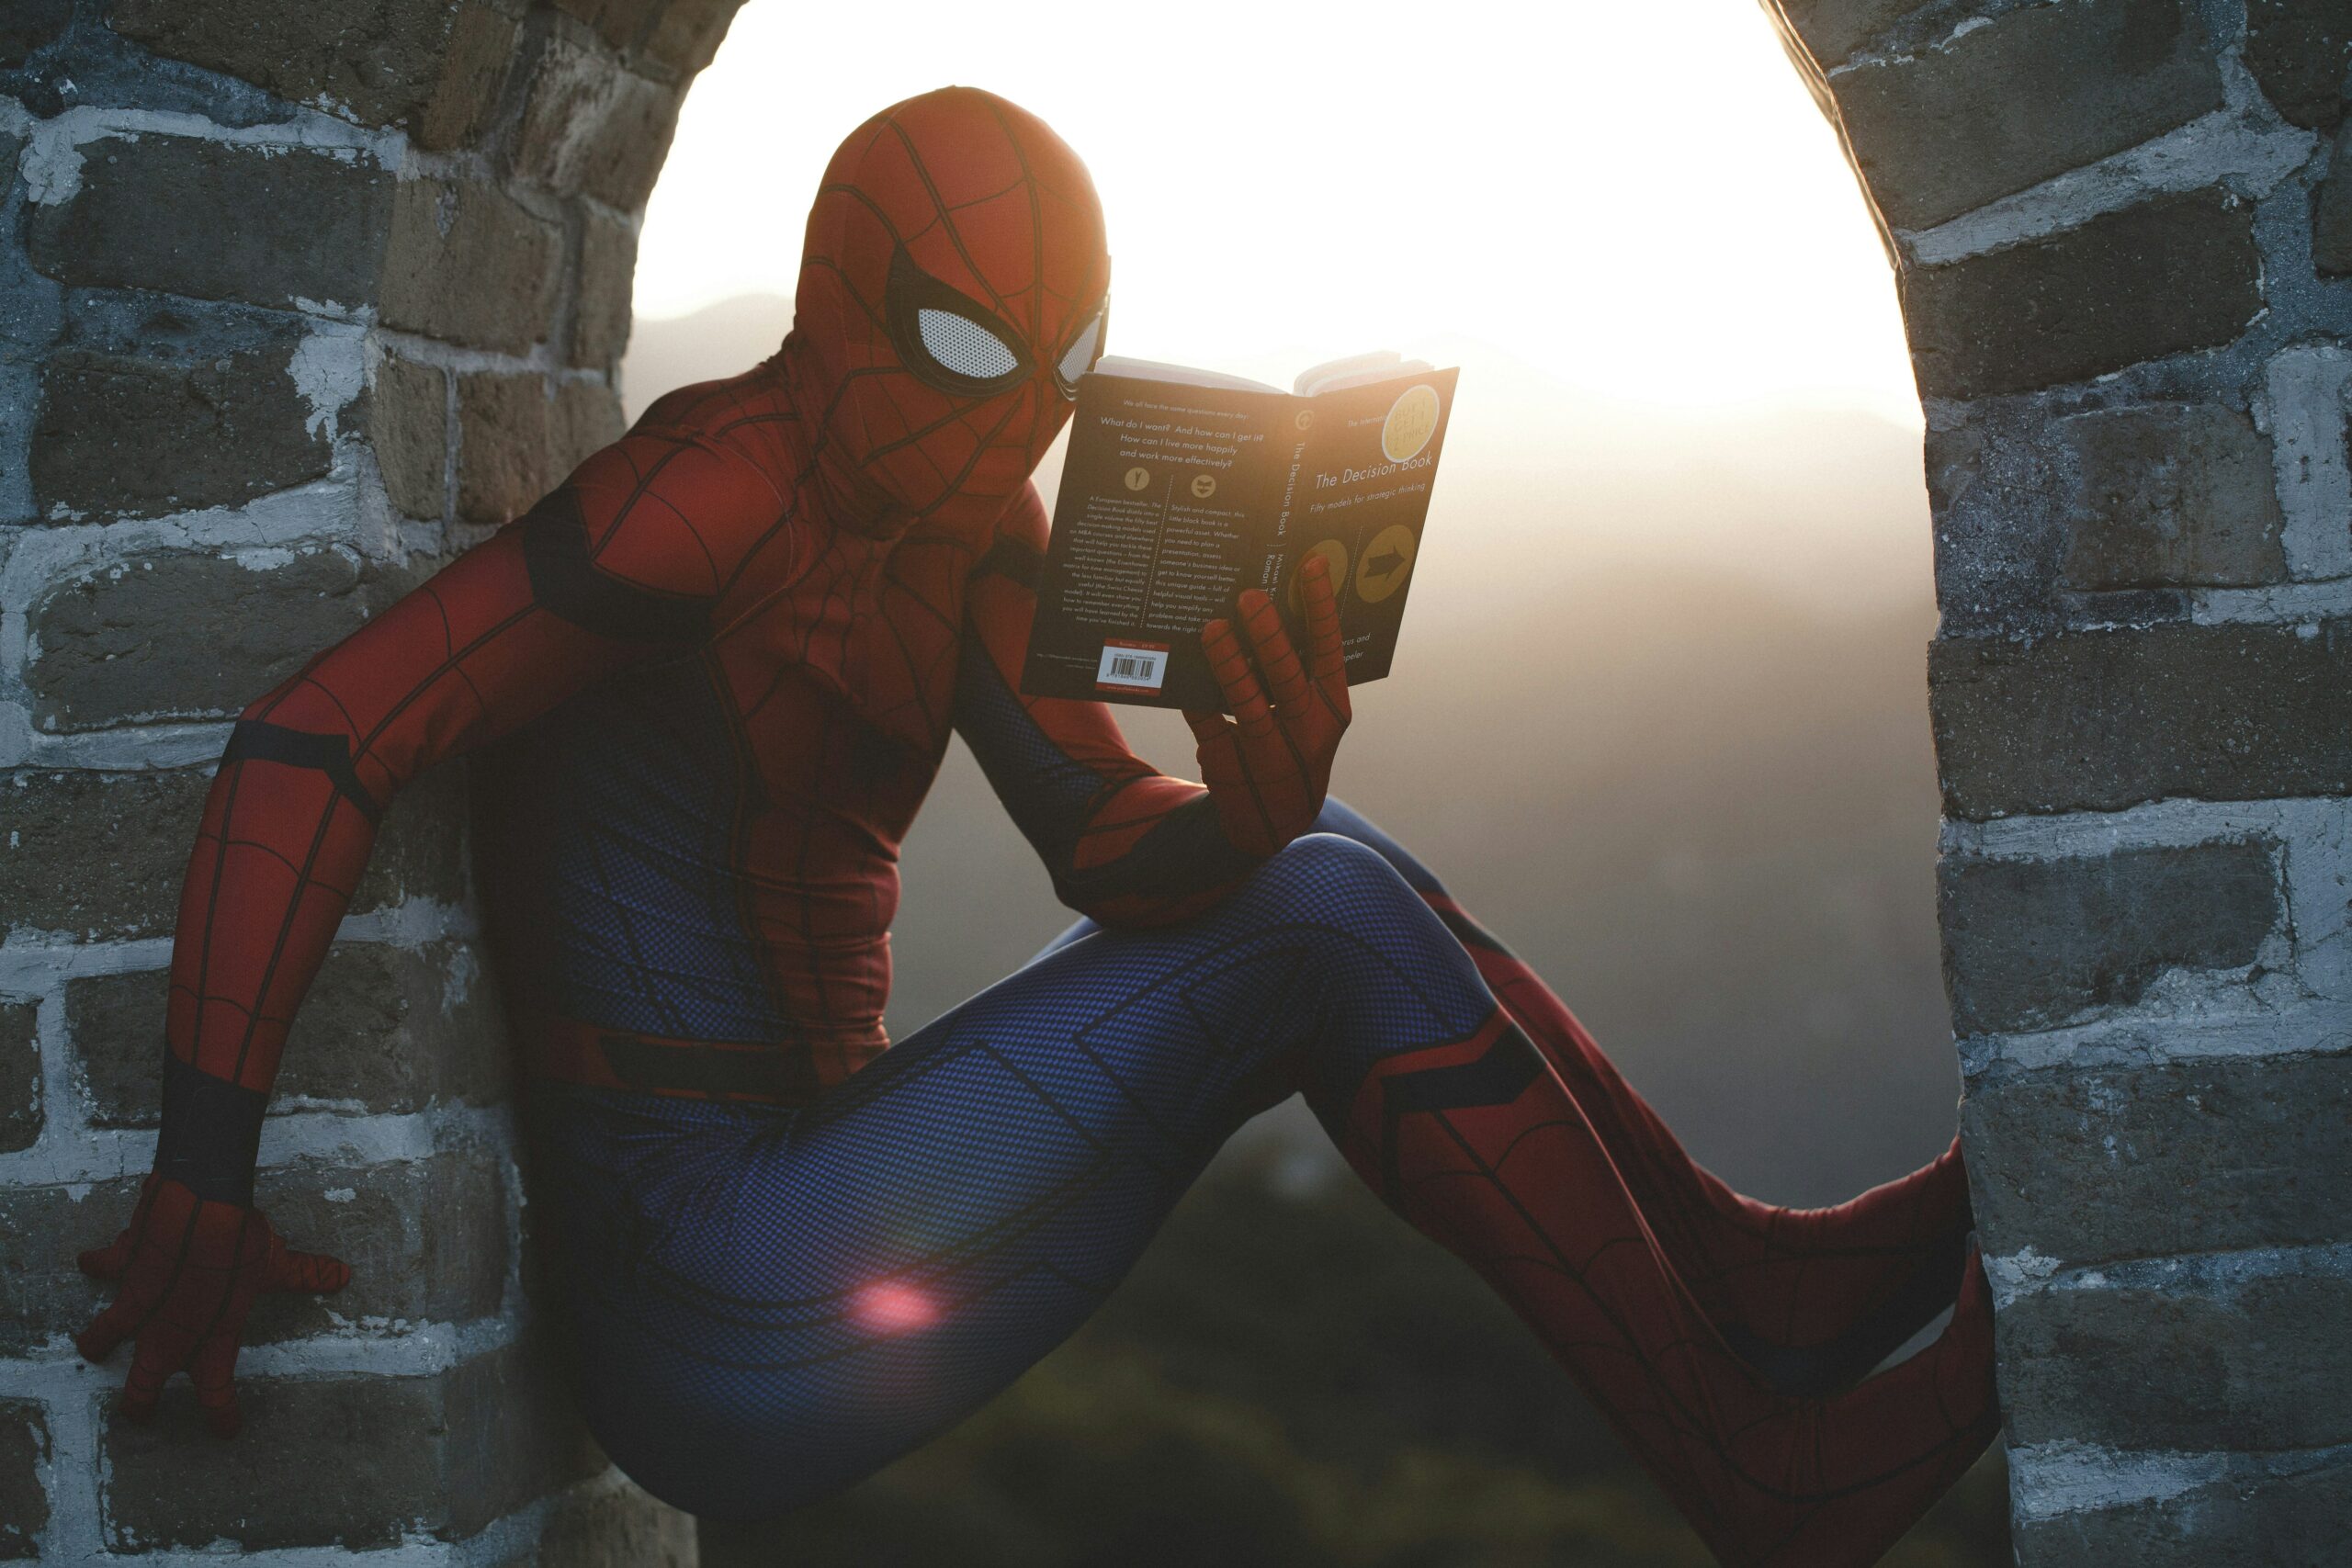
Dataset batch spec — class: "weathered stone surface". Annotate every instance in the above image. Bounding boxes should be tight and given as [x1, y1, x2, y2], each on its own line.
[510, 41, 682, 210]
[70, 939, 507, 1125]
[1902, 190, 2262, 400]
[370, 354, 448, 519]
[1964, 1054, 2352, 1264]
[0, 0, 70, 67]
[2245, 0, 2351, 131]
[27, 134, 391, 310]
[353, 759, 474, 912]
[2015, 1449, 2352, 1567]
[2059, 404, 2286, 590]
[1941, 840, 2279, 1036]
[0, 768, 212, 938]
[1929, 620, 2352, 819]
[1837, 0, 2222, 231]
[551, 378, 625, 477]
[2317, 126, 2352, 277]
[100, 1340, 599, 1551]
[1999, 1267, 2352, 1450]
[458, 370, 550, 523]
[415, 3, 521, 151]
[32, 336, 331, 521]
[639, 0, 734, 78]
[0, 998, 39, 1155]
[27, 547, 404, 730]
[98, 0, 522, 148]
[572, 207, 638, 369]
[383, 178, 561, 355]
[0, 1149, 508, 1357]
[1778, 0, 1918, 66]
[0, 1401, 48, 1561]
[534, 1477, 697, 1568]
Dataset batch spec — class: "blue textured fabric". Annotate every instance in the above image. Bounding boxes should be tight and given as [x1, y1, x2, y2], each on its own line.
[480, 659, 794, 1041]
[530, 831, 1499, 1518]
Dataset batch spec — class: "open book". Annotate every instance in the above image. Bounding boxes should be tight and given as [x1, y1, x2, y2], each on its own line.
[1019, 352, 1460, 710]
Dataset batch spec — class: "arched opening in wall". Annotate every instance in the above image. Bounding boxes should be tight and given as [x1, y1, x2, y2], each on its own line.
[627, 6, 2005, 1562]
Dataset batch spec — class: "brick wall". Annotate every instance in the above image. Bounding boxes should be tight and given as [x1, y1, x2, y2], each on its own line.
[1770, 0, 2352, 1560]
[0, 2, 736, 1560]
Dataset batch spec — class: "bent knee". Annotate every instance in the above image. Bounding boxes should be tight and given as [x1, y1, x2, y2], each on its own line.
[1250, 831, 1419, 914]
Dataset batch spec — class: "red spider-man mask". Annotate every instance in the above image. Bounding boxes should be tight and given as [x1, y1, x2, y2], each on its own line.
[786, 86, 1110, 538]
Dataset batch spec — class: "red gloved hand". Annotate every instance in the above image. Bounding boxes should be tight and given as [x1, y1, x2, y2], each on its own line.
[1184, 550, 1351, 858]
[76, 1173, 352, 1437]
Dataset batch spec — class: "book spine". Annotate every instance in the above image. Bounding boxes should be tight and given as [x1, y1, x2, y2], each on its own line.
[1253, 393, 1316, 608]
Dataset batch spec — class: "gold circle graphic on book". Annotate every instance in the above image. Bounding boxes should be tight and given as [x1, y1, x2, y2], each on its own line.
[1355, 524, 1416, 603]
[1295, 409, 1315, 431]
[1190, 474, 1218, 500]
[1291, 539, 1349, 615]
[1380, 384, 1441, 463]
[1124, 466, 1151, 491]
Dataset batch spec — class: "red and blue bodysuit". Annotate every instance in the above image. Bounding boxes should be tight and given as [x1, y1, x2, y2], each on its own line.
[76, 87, 1997, 1567]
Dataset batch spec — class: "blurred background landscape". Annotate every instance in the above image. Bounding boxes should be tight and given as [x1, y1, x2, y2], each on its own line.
[633, 3, 2007, 1561]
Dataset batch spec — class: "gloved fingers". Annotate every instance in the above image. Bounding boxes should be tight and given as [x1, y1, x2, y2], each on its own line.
[74, 1295, 145, 1363]
[119, 1331, 185, 1426]
[78, 1229, 133, 1282]
[1182, 708, 1231, 747]
[266, 1242, 351, 1296]
[1201, 618, 1273, 739]
[1238, 591, 1308, 715]
[1300, 551, 1347, 688]
[189, 1334, 243, 1438]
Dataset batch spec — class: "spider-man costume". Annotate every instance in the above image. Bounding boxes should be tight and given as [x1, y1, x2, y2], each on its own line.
[75, 87, 1997, 1566]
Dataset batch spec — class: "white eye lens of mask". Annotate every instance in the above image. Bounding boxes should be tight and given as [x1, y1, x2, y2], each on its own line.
[1057, 312, 1104, 387]
[916, 309, 1021, 380]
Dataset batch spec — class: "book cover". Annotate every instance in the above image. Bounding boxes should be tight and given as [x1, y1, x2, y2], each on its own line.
[1021, 363, 1458, 709]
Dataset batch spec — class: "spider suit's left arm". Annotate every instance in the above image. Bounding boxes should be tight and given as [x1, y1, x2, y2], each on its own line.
[954, 483, 1351, 928]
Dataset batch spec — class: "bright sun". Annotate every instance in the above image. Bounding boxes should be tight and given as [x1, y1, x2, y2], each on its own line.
[631, 0, 1919, 424]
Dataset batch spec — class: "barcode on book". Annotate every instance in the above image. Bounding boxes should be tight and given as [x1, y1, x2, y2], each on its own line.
[1095, 641, 1168, 691]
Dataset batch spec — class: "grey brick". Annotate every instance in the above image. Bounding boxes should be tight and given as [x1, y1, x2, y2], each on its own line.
[2015, 1448, 2352, 1567]
[639, 0, 734, 79]
[32, 336, 331, 521]
[458, 371, 551, 524]
[1929, 620, 2352, 819]
[0, 760, 465, 940]
[552, 379, 625, 477]
[0, 999, 37, 1155]
[1902, 190, 2262, 400]
[1999, 1267, 2352, 1449]
[0, 1148, 509, 1358]
[370, 355, 449, 519]
[104, 0, 520, 150]
[27, 134, 391, 311]
[1941, 840, 2280, 1036]
[1837, 0, 2222, 231]
[509, 42, 682, 210]
[382, 177, 561, 355]
[2317, 126, 2352, 277]
[2245, 0, 2351, 132]
[571, 206, 638, 370]
[69, 940, 508, 1126]
[25, 547, 437, 731]
[2059, 405, 2285, 591]
[0, 768, 213, 939]
[0, 1401, 48, 1561]
[1777, 0, 1920, 65]
[99, 1339, 599, 1551]
[533, 1477, 696, 1568]
[1963, 1054, 2352, 1263]
[0, 0, 69, 67]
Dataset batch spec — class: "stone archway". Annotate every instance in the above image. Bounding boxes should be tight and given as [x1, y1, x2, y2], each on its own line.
[0, 2, 2345, 1562]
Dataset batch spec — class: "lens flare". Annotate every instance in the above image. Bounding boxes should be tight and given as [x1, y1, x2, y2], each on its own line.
[854, 1280, 938, 1333]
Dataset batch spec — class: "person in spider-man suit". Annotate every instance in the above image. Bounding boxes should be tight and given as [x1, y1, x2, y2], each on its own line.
[74, 87, 1996, 1567]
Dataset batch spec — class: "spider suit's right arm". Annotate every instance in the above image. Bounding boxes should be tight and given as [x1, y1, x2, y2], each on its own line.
[73, 398, 796, 1436]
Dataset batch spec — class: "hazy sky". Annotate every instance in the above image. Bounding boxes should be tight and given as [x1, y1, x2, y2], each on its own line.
[634, 0, 1922, 423]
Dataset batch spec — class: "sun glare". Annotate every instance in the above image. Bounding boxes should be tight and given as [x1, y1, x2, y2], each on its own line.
[632, 1, 1919, 423]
